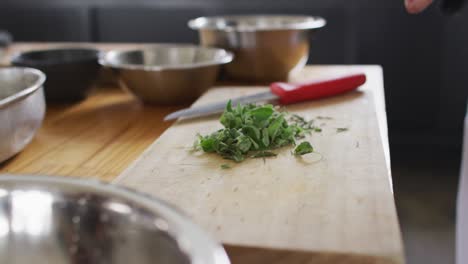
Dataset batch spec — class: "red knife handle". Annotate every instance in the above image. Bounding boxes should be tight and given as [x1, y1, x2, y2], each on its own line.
[269, 73, 367, 105]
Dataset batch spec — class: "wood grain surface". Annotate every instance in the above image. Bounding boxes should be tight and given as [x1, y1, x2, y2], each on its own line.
[116, 67, 404, 263]
[0, 43, 181, 179]
[0, 43, 401, 264]
[0, 87, 181, 180]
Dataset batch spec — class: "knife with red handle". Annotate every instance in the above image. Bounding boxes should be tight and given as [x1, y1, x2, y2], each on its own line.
[164, 73, 366, 121]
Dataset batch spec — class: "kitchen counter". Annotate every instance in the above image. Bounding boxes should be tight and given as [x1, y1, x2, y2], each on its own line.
[0, 43, 400, 264]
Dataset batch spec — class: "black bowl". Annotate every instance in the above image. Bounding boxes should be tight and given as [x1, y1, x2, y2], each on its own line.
[11, 48, 100, 103]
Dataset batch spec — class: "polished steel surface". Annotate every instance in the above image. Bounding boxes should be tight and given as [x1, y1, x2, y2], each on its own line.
[0, 31, 11, 63]
[0, 175, 230, 264]
[0, 67, 46, 163]
[164, 91, 277, 121]
[189, 15, 326, 82]
[99, 44, 233, 105]
[189, 15, 326, 31]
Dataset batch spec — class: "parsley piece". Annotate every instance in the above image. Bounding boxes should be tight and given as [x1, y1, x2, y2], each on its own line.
[251, 151, 277, 158]
[220, 164, 231, 169]
[336, 127, 349, 133]
[195, 101, 315, 163]
[317, 116, 333, 120]
[294, 142, 314, 156]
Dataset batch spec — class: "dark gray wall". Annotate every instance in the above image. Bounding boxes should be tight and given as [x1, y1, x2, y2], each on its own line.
[0, 7, 92, 41]
[1, 0, 467, 150]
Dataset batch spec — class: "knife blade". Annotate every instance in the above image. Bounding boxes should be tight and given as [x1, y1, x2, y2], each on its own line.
[164, 91, 277, 121]
[164, 73, 366, 121]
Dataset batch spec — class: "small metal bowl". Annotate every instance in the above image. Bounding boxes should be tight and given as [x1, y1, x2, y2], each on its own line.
[0, 175, 230, 264]
[189, 15, 326, 82]
[0, 67, 46, 163]
[11, 48, 101, 103]
[99, 44, 233, 105]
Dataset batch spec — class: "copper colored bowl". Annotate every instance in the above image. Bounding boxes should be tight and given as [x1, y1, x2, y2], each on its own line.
[189, 15, 326, 82]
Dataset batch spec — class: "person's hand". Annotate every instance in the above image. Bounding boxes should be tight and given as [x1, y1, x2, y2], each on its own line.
[405, 0, 434, 13]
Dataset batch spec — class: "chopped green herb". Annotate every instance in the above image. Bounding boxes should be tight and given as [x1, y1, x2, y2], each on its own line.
[288, 114, 324, 135]
[220, 164, 231, 169]
[336, 127, 349, 133]
[294, 142, 314, 156]
[289, 114, 314, 131]
[195, 101, 315, 163]
[251, 151, 277, 158]
[317, 116, 333, 120]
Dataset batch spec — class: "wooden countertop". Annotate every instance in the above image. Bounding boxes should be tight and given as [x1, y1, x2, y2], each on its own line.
[0, 43, 391, 183]
[0, 43, 181, 179]
[0, 86, 181, 180]
[0, 43, 400, 264]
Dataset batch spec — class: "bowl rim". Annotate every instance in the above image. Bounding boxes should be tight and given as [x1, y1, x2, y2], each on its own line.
[188, 14, 327, 32]
[0, 67, 46, 109]
[0, 174, 230, 264]
[98, 44, 234, 71]
[10, 47, 101, 67]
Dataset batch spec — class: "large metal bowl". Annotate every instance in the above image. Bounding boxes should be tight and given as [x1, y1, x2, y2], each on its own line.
[189, 15, 326, 82]
[0, 67, 46, 163]
[0, 175, 230, 264]
[99, 45, 233, 105]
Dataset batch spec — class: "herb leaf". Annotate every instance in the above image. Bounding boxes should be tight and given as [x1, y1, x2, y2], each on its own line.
[251, 151, 277, 158]
[221, 164, 231, 169]
[317, 116, 333, 120]
[294, 142, 314, 156]
[261, 128, 270, 147]
[336, 127, 349, 133]
[196, 103, 316, 163]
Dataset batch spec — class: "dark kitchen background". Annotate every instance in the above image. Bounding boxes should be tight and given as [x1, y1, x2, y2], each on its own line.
[1, 0, 467, 263]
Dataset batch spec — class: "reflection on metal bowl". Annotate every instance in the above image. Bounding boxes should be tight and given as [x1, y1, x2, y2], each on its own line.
[99, 45, 233, 105]
[189, 15, 326, 82]
[0, 67, 46, 163]
[0, 175, 230, 264]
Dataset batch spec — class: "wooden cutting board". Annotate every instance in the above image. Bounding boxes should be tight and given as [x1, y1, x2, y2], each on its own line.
[115, 66, 404, 264]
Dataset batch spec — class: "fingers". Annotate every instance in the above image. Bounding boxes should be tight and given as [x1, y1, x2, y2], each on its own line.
[405, 0, 435, 13]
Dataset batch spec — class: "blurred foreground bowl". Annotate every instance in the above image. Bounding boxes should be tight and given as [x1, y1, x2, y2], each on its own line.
[189, 15, 326, 82]
[0, 67, 45, 163]
[0, 175, 230, 264]
[99, 44, 233, 105]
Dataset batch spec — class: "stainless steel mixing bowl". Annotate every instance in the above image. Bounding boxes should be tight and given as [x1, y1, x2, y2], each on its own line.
[99, 45, 233, 105]
[189, 15, 326, 82]
[0, 67, 46, 163]
[0, 175, 230, 264]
